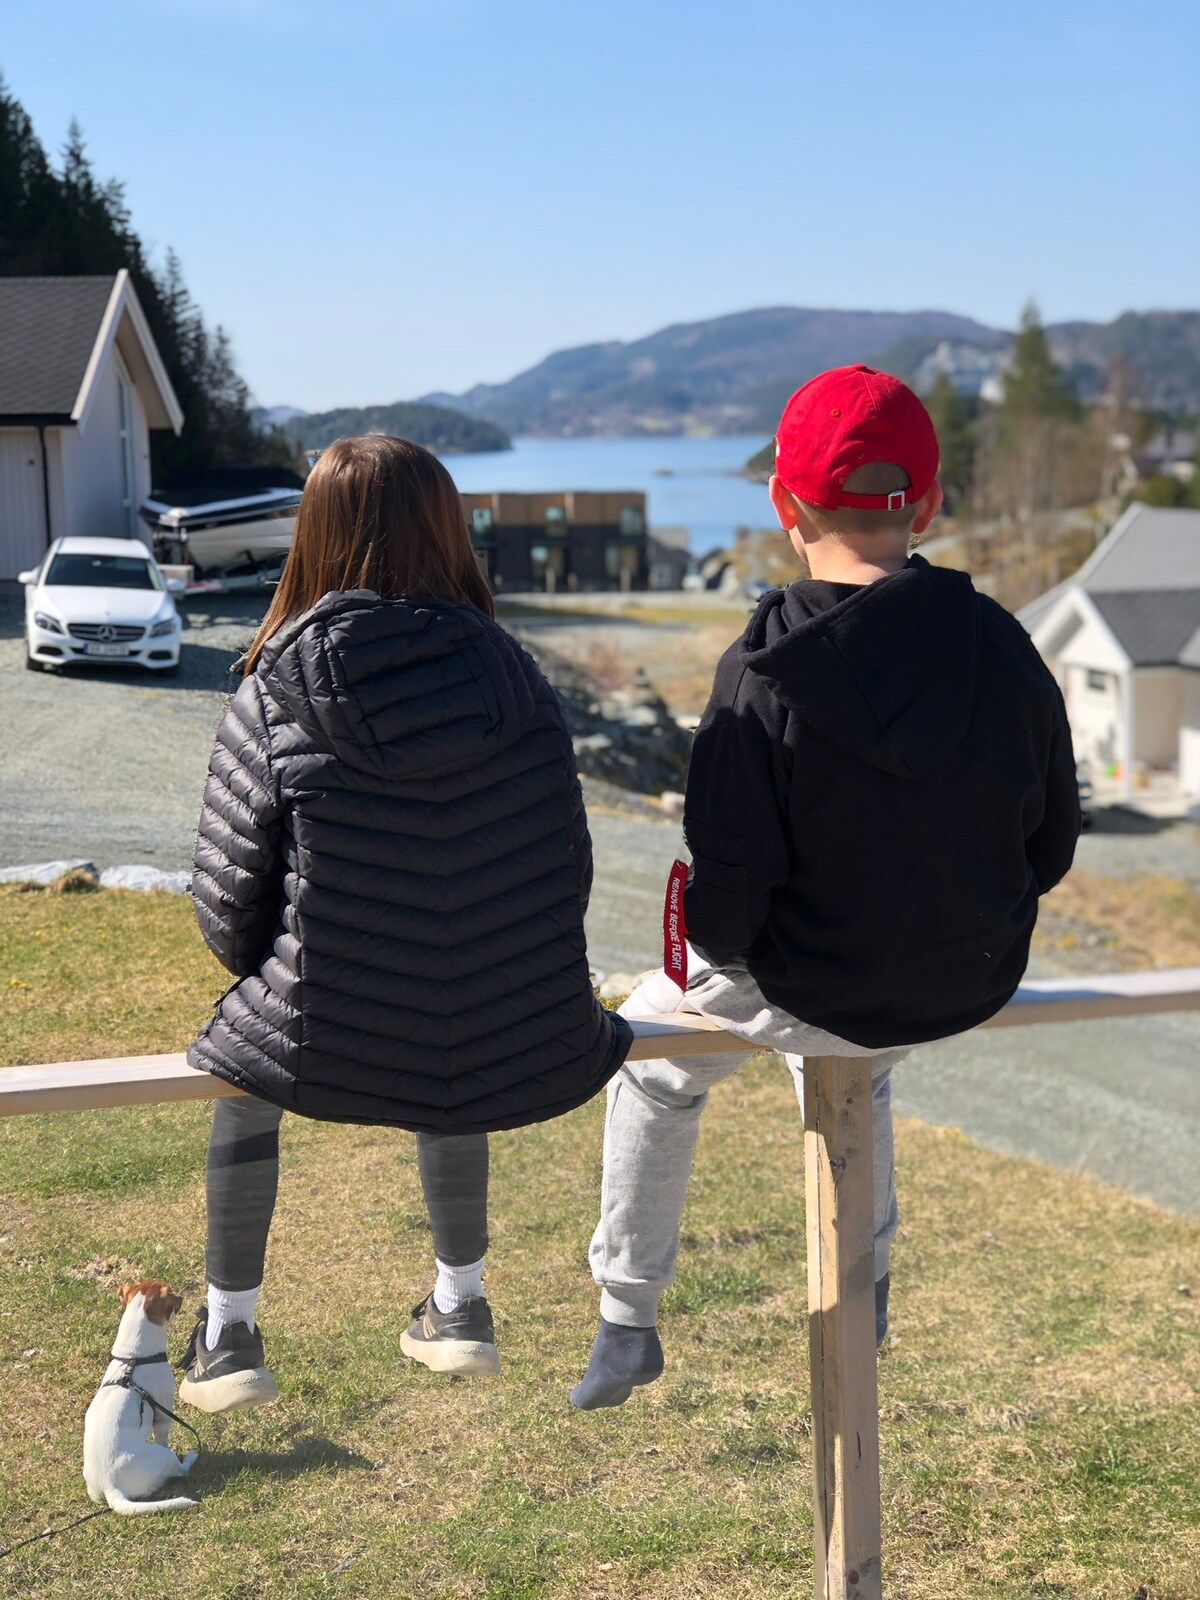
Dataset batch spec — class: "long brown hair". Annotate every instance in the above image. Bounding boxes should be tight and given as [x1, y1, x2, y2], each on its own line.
[244, 434, 493, 672]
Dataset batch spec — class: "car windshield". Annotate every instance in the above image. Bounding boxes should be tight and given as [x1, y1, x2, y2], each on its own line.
[44, 553, 161, 591]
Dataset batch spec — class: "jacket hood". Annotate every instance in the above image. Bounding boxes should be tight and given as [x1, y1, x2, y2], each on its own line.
[258, 591, 540, 778]
[741, 555, 978, 777]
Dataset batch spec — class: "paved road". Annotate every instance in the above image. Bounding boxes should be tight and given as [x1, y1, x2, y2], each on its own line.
[4, 585, 1200, 1215]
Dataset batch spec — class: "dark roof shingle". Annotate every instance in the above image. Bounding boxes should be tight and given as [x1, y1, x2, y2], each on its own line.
[0, 276, 117, 418]
[1089, 590, 1200, 666]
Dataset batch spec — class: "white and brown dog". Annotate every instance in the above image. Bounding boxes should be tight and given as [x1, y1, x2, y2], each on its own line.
[83, 1280, 199, 1515]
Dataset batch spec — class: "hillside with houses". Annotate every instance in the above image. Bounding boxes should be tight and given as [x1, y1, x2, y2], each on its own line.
[424, 305, 1200, 437]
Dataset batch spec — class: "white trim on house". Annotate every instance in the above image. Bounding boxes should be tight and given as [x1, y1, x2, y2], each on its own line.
[69, 275, 124, 430]
[70, 270, 183, 436]
[1030, 587, 1134, 794]
[1027, 585, 1133, 674]
[116, 274, 184, 433]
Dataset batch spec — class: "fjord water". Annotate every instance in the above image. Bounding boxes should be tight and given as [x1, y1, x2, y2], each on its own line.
[445, 434, 773, 551]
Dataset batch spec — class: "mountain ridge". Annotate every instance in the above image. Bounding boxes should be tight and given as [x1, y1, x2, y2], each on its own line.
[421, 305, 1200, 436]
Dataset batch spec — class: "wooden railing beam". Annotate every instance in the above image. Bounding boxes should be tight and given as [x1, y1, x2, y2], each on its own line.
[7, 970, 1200, 1119]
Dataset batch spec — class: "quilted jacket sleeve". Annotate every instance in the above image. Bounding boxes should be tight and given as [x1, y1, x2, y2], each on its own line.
[192, 675, 285, 977]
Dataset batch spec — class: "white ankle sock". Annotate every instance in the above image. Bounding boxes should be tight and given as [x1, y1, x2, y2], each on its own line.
[207, 1284, 261, 1345]
[432, 1257, 485, 1313]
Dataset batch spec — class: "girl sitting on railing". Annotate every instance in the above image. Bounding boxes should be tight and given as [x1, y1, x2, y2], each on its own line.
[178, 435, 629, 1411]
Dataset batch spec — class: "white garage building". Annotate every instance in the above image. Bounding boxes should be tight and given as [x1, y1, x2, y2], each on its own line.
[1020, 504, 1200, 800]
[0, 271, 182, 580]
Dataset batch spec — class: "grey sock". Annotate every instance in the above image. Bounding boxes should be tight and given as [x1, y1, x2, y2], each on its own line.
[570, 1318, 664, 1411]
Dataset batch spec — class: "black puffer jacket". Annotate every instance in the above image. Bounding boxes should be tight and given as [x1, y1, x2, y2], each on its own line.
[187, 590, 630, 1133]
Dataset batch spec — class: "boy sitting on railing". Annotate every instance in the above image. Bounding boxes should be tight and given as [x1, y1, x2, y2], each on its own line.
[572, 364, 1081, 1409]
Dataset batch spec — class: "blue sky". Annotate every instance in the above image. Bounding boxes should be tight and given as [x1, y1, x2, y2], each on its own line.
[5, 0, 1197, 411]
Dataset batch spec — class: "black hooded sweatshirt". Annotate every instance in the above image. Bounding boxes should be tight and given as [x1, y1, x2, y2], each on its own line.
[682, 554, 1080, 1047]
[188, 590, 630, 1132]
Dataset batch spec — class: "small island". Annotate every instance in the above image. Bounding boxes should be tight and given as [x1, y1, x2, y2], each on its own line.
[744, 439, 774, 482]
[284, 400, 512, 456]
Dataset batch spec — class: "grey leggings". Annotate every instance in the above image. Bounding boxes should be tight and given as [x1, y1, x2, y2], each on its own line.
[205, 1095, 489, 1291]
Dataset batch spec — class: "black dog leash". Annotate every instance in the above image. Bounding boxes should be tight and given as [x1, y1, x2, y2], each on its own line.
[101, 1351, 203, 1454]
[0, 1508, 110, 1560]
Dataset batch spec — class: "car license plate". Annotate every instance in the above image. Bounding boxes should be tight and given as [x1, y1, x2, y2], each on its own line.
[85, 643, 130, 658]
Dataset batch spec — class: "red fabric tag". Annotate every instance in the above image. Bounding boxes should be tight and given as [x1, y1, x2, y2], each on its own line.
[663, 859, 689, 990]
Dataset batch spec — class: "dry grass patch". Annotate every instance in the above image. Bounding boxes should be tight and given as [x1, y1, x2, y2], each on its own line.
[646, 622, 747, 717]
[3, 894, 1200, 1597]
[0, 885, 226, 1067]
[1038, 870, 1200, 970]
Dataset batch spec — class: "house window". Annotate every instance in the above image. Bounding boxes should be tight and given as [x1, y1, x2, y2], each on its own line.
[545, 505, 567, 536]
[1086, 669, 1109, 693]
[471, 508, 494, 538]
[619, 506, 645, 536]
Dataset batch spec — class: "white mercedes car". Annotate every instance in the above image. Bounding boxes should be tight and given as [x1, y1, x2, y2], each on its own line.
[19, 537, 184, 674]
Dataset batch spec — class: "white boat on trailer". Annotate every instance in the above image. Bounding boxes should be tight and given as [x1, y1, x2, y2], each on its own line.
[138, 466, 305, 590]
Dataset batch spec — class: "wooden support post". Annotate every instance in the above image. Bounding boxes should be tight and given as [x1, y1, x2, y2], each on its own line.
[804, 1056, 882, 1600]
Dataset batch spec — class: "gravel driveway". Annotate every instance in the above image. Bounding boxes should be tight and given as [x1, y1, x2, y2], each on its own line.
[0, 584, 689, 973]
[0, 586, 256, 871]
[4, 582, 1200, 1217]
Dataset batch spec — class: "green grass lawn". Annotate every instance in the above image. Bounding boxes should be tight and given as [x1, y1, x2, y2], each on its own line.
[3, 890, 1200, 1597]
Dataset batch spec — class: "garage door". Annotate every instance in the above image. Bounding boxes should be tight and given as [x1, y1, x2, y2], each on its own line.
[0, 430, 48, 579]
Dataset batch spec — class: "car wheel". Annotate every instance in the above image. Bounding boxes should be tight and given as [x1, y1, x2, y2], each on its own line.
[25, 652, 45, 673]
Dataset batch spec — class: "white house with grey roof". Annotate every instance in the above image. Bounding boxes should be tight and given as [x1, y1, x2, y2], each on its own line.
[0, 271, 182, 580]
[1020, 504, 1200, 801]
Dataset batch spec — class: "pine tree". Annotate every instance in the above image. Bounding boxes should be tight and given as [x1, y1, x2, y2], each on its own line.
[0, 76, 68, 272]
[206, 327, 258, 460]
[987, 302, 1086, 603]
[159, 249, 194, 340]
[923, 372, 975, 515]
[1000, 301, 1081, 432]
[0, 81, 273, 478]
[55, 122, 114, 272]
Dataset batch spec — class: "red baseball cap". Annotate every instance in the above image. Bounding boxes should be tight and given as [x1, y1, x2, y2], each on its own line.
[774, 364, 939, 511]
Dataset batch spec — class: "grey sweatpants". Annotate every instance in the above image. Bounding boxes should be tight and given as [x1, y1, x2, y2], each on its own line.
[589, 951, 908, 1328]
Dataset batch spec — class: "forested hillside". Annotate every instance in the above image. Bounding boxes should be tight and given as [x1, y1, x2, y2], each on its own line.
[0, 76, 289, 476]
[284, 401, 510, 454]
